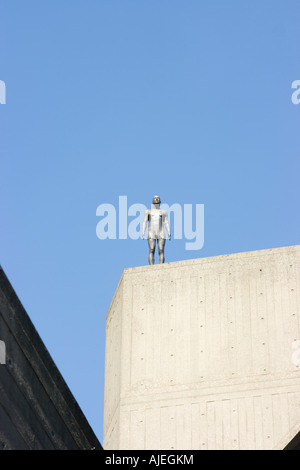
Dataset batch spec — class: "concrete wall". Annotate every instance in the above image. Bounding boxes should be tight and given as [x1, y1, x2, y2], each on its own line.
[0, 267, 102, 450]
[103, 245, 300, 450]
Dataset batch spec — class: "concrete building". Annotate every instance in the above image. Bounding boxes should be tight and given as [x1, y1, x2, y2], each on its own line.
[0, 267, 102, 450]
[103, 245, 300, 450]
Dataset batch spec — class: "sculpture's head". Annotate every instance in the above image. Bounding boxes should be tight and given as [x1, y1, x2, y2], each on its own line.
[152, 195, 161, 205]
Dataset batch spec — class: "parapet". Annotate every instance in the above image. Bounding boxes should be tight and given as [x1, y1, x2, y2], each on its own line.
[104, 245, 300, 450]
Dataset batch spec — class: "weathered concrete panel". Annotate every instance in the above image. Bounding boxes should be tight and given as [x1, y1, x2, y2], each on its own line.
[103, 245, 300, 450]
[0, 267, 102, 450]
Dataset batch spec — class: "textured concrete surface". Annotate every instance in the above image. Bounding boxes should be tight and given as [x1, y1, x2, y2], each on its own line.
[0, 267, 102, 450]
[103, 245, 300, 450]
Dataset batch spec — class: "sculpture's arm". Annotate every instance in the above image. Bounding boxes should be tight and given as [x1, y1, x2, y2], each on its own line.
[142, 211, 149, 238]
[163, 211, 171, 239]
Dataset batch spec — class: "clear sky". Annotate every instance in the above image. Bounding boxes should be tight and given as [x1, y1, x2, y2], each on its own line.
[0, 1, 299, 444]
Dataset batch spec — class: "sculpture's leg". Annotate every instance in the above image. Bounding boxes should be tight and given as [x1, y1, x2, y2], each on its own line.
[158, 239, 165, 264]
[148, 239, 156, 265]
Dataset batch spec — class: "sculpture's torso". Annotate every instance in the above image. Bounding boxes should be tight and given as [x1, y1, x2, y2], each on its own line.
[146, 209, 167, 239]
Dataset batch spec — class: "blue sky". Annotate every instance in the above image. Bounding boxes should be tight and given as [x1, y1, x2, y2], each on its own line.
[0, 1, 299, 444]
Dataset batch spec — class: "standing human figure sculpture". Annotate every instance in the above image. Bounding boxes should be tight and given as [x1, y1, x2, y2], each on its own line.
[142, 196, 171, 265]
